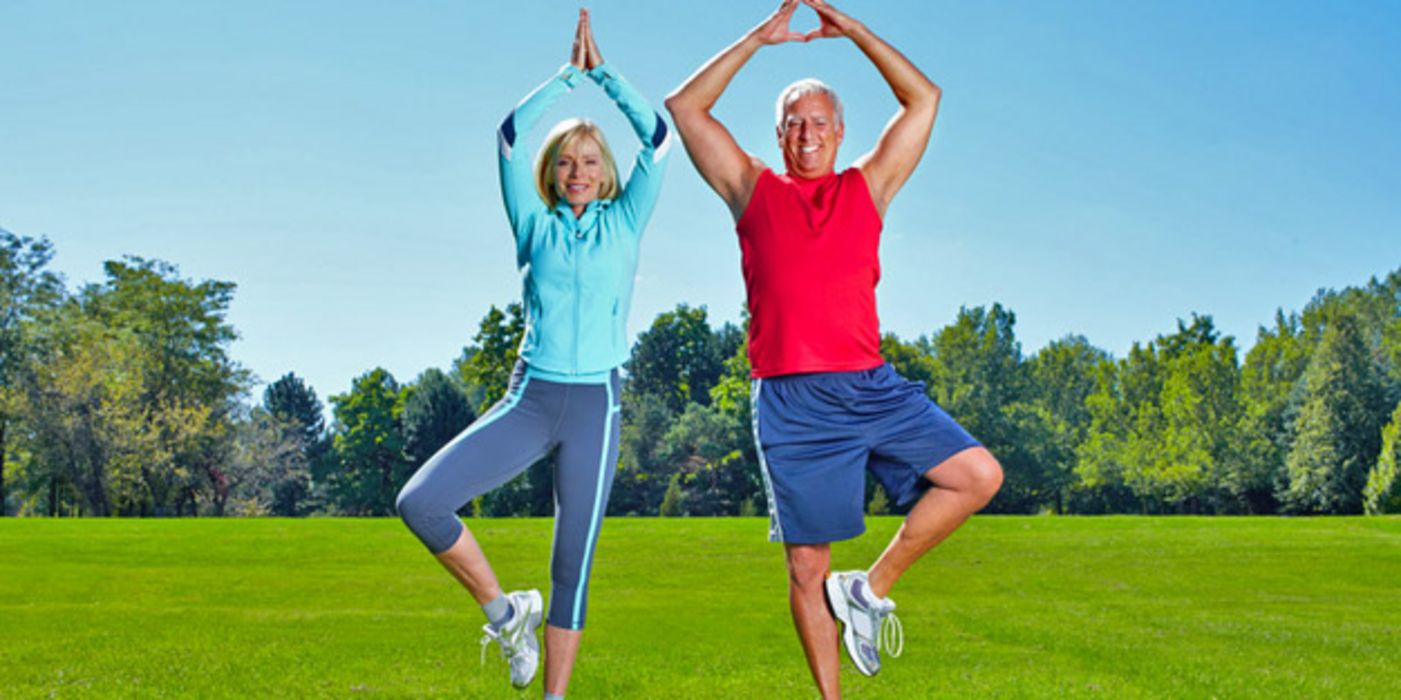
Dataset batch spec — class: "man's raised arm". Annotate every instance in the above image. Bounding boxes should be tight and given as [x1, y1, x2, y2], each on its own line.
[665, 0, 808, 221]
[804, 0, 940, 218]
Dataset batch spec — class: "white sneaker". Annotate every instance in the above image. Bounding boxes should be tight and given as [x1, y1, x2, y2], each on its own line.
[825, 570, 904, 676]
[479, 589, 543, 688]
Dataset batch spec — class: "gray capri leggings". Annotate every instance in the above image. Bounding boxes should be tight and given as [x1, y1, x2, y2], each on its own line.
[395, 361, 621, 630]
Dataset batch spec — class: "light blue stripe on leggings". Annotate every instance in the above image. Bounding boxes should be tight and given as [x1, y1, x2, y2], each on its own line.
[571, 378, 617, 628]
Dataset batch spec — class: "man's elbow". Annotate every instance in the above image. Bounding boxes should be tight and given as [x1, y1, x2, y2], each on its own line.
[663, 92, 688, 117]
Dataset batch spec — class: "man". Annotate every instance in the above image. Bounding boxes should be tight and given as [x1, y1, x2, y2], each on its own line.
[665, 1, 1004, 696]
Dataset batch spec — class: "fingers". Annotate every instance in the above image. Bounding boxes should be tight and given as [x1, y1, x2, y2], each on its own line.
[571, 13, 586, 68]
[775, 0, 799, 22]
[579, 8, 602, 69]
[802, 0, 849, 26]
[571, 8, 593, 69]
[586, 24, 603, 68]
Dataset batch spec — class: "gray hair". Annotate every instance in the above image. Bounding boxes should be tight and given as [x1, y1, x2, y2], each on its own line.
[775, 78, 844, 129]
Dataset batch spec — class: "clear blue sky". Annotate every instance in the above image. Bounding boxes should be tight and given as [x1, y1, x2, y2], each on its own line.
[3, 0, 1399, 409]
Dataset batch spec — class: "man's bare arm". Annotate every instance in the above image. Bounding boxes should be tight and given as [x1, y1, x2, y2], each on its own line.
[805, 0, 940, 218]
[665, 0, 808, 220]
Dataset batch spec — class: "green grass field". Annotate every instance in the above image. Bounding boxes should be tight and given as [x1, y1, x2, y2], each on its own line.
[3, 516, 1399, 698]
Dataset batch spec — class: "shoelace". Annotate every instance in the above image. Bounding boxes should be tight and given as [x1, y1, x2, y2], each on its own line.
[479, 626, 515, 666]
[878, 609, 904, 658]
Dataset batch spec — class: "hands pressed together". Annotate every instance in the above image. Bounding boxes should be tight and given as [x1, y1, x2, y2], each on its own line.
[753, 0, 862, 46]
[570, 8, 604, 71]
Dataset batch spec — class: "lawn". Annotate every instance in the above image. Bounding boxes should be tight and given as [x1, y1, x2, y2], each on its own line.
[2, 516, 1398, 698]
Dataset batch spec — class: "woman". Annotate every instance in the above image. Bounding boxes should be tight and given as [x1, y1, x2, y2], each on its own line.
[395, 9, 669, 699]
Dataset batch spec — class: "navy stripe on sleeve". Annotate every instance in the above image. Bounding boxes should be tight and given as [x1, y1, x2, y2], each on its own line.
[651, 114, 668, 149]
[500, 113, 518, 149]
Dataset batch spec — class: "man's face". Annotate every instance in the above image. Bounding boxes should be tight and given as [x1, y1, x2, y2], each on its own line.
[777, 92, 844, 179]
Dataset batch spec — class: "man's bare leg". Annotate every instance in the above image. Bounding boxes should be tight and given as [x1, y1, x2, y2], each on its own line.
[867, 447, 1003, 598]
[786, 543, 842, 699]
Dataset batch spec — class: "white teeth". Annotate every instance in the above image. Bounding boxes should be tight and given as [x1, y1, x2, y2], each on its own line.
[800, 146, 819, 154]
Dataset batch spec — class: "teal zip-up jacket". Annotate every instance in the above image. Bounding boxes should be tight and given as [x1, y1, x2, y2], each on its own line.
[498, 63, 671, 376]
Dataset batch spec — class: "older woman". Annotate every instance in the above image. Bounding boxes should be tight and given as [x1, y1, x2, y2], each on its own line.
[396, 9, 669, 698]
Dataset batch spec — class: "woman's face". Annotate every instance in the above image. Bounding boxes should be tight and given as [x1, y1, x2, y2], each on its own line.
[553, 135, 605, 214]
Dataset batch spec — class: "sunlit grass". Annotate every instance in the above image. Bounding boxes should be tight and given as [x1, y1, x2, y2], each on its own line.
[2, 516, 1398, 698]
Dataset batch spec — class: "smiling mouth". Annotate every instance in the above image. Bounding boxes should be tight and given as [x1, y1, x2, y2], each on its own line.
[566, 184, 590, 194]
[800, 145, 820, 154]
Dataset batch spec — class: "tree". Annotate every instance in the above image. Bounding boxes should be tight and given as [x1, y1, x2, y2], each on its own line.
[325, 368, 411, 515]
[625, 304, 730, 414]
[1075, 316, 1241, 514]
[1282, 317, 1389, 514]
[927, 304, 1045, 513]
[456, 303, 525, 413]
[401, 368, 475, 467]
[1232, 312, 1309, 513]
[224, 407, 304, 516]
[613, 308, 749, 516]
[656, 402, 759, 516]
[263, 372, 327, 515]
[0, 228, 63, 515]
[9, 256, 243, 515]
[264, 373, 325, 451]
[1364, 401, 1401, 515]
[1026, 335, 1111, 513]
[80, 257, 249, 514]
[612, 391, 675, 516]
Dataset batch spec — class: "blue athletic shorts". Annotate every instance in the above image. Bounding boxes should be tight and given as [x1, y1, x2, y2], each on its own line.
[750, 363, 981, 544]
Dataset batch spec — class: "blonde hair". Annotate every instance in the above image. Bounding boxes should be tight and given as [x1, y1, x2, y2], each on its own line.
[535, 119, 620, 209]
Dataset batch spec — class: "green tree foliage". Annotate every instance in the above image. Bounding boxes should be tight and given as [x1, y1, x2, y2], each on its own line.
[614, 310, 753, 517]
[625, 304, 734, 414]
[612, 392, 675, 516]
[1363, 401, 1401, 514]
[1282, 317, 1390, 514]
[1232, 313, 1309, 513]
[659, 474, 685, 517]
[7, 230, 1395, 520]
[1078, 316, 1241, 513]
[1026, 335, 1111, 512]
[401, 369, 475, 468]
[224, 407, 305, 516]
[656, 402, 758, 516]
[927, 304, 1048, 513]
[325, 368, 411, 515]
[264, 373, 325, 450]
[82, 258, 248, 407]
[262, 372, 326, 515]
[0, 228, 64, 515]
[12, 258, 243, 515]
[456, 303, 524, 413]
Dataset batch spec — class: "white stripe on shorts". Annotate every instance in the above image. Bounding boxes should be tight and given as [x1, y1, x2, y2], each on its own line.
[750, 379, 785, 543]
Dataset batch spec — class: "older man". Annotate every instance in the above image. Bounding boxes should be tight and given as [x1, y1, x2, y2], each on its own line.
[665, 1, 1003, 696]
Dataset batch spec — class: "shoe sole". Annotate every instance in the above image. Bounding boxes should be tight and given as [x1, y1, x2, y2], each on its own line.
[825, 575, 879, 677]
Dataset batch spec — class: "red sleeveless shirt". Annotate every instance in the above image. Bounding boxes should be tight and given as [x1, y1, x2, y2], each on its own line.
[736, 168, 884, 378]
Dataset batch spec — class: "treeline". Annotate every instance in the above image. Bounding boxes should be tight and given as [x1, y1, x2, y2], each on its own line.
[3, 226, 1400, 517]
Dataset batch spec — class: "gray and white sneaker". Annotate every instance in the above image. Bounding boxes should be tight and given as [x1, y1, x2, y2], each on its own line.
[825, 570, 904, 676]
[479, 589, 543, 688]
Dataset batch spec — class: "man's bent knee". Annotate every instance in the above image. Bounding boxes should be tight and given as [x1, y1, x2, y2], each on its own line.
[929, 447, 1004, 503]
[963, 449, 1004, 505]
